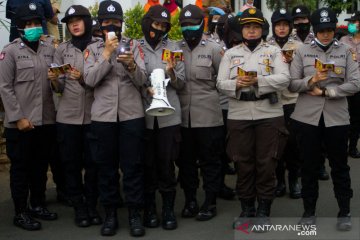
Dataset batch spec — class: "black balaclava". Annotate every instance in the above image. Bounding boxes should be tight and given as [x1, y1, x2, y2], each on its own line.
[141, 18, 168, 49]
[183, 21, 204, 50]
[243, 38, 262, 51]
[69, 17, 93, 51]
[99, 21, 122, 42]
[294, 22, 311, 42]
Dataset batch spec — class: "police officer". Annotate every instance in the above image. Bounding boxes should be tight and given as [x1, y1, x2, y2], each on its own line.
[292, 5, 330, 181]
[84, 0, 147, 237]
[140, 5, 185, 230]
[0, 2, 57, 230]
[268, 8, 302, 199]
[291, 5, 314, 44]
[341, 12, 360, 158]
[52, 5, 100, 228]
[177, 4, 223, 221]
[289, 8, 360, 230]
[216, 8, 290, 230]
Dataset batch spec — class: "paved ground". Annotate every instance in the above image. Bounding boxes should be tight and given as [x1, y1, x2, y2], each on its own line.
[0, 158, 359, 240]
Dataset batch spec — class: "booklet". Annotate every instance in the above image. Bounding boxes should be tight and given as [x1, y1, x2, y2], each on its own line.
[162, 49, 184, 61]
[281, 49, 295, 58]
[314, 58, 335, 72]
[49, 63, 72, 75]
[237, 67, 257, 77]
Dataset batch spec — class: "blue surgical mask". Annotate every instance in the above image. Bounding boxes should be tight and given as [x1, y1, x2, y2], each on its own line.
[24, 27, 43, 42]
[348, 23, 358, 34]
[181, 20, 203, 32]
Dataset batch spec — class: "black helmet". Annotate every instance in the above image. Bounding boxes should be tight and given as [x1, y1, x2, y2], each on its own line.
[310, 7, 337, 33]
[239, 8, 265, 26]
[15, 2, 44, 24]
[271, 8, 292, 24]
[144, 5, 171, 24]
[98, 0, 123, 21]
[61, 5, 91, 23]
[292, 5, 310, 19]
[179, 4, 204, 25]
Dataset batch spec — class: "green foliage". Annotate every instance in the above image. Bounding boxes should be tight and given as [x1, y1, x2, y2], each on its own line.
[266, 0, 352, 15]
[123, 3, 145, 39]
[321, 0, 352, 15]
[0, 0, 9, 32]
[88, 1, 99, 18]
[168, 11, 182, 41]
[266, 0, 317, 11]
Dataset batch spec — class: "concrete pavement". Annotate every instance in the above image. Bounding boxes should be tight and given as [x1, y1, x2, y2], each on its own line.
[0, 158, 359, 240]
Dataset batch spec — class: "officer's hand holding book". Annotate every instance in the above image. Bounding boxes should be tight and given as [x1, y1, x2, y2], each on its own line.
[165, 58, 176, 81]
[16, 118, 34, 132]
[68, 67, 82, 81]
[103, 31, 119, 61]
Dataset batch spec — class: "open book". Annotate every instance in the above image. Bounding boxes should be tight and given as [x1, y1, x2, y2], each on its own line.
[237, 67, 257, 77]
[162, 49, 184, 61]
[315, 58, 335, 72]
[49, 63, 72, 75]
[281, 49, 295, 58]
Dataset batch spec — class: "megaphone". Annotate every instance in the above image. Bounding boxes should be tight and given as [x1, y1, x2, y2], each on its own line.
[146, 68, 175, 117]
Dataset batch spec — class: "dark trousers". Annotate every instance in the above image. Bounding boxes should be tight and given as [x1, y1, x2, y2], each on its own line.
[144, 120, 180, 193]
[57, 123, 98, 204]
[293, 117, 353, 200]
[227, 117, 287, 200]
[89, 118, 145, 208]
[347, 93, 360, 150]
[5, 125, 56, 213]
[49, 141, 66, 196]
[177, 126, 223, 195]
[276, 104, 300, 182]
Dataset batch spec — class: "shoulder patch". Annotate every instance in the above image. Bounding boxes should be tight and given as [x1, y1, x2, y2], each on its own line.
[0, 52, 5, 60]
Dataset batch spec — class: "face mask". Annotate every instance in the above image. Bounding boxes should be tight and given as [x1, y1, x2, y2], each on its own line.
[348, 23, 358, 34]
[146, 26, 165, 47]
[24, 27, 43, 42]
[294, 23, 310, 33]
[101, 24, 122, 41]
[182, 21, 204, 44]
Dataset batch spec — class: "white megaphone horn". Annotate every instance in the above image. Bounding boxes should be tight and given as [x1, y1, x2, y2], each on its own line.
[145, 68, 175, 117]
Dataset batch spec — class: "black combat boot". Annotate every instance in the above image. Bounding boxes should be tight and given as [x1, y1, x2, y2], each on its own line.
[13, 210, 41, 231]
[161, 191, 177, 230]
[143, 192, 159, 228]
[275, 180, 286, 197]
[252, 198, 272, 233]
[101, 207, 118, 236]
[298, 198, 317, 227]
[181, 189, 199, 218]
[28, 205, 58, 221]
[233, 198, 256, 229]
[348, 133, 360, 158]
[72, 196, 90, 227]
[336, 197, 352, 231]
[196, 192, 217, 221]
[87, 200, 102, 225]
[318, 164, 329, 180]
[128, 208, 145, 237]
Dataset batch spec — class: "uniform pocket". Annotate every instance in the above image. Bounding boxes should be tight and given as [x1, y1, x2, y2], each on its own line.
[258, 58, 273, 76]
[196, 59, 212, 80]
[16, 60, 35, 82]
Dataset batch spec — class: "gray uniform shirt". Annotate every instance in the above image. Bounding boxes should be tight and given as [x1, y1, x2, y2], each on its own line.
[140, 38, 185, 129]
[340, 35, 360, 68]
[54, 39, 96, 125]
[177, 38, 224, 128]
[84, 37, 147, 123]
[216, 42, 290, 120]
[0, 38, 56, 128]
[289, 40, 360, 127]
[267, 36, 302, 105]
